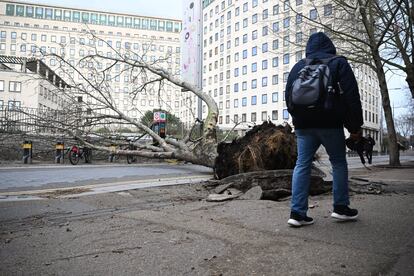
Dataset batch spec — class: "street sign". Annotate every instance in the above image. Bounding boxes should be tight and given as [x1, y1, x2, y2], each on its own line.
[153, 111, 166, 123]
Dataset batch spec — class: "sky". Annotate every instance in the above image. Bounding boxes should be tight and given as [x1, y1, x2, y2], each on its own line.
[19, 0, 411, 116]
[20, 0, 183, 19]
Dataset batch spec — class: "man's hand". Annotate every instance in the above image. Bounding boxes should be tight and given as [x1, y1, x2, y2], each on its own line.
[350, 129, 363, 142]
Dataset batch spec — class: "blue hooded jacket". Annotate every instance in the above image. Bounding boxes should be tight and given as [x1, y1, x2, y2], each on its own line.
[285, 32, 363, 133]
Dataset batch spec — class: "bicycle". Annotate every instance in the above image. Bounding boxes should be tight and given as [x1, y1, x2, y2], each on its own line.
[67, 145, 92, 165]
[108, 142, 137, 164]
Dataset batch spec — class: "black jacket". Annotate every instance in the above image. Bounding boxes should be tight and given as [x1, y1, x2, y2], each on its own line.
[285, 32, 363, 133]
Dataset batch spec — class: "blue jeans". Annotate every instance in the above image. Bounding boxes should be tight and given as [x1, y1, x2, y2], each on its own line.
[291, 128, 350, 216]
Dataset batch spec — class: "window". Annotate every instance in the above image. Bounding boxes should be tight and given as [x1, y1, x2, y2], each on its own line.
[234, 68, 239, 77]
[8, 100, 21, 109]
[295, 51, 303, 62]
[243, 2, 248, 12]
[252, 0, 258, 7]
[324, 4, 333, 16]
[252, 63, 257, 72]
[251, 112, 257, 122]
[262, 94, 268, 104]
[242, 113, 247, 122]
[283, 72, 289, 82]
[283, 109, 289, 119]
[252, 30, 258, 40]
[262, 26, 268, 36]
[262, 77, 268, 87]
[296, 13, 303, 24]
[296, 32, 303, 43]
[310, 9, 317, 20]
[234, 99, 239, 108]
[282, 36, 289, 47]
[31, 34, 37, 41]
[262, 59, 268, 70]
[1, 31, 7, 39]
[6, 4, 15, 16]
[272, 110, 278, 120]
[252, 14, 258, 24]
[242, 97, 247, 106]
[243, 49, 248, 59]
[272, 92, 279, 102]
[261, 111, 267, 121]
[242, 81, 247, 90]
[262, 43, 268, 52]
[243, 34, 248, 43]
[283, 17, 290, 28]
[272, 22, 279, 32]
[284, 0, 290, 11]
[283, 54, 290, 64]
[242, 65, 247, 75]
[263, 9, 268, 20]
[272, 75, 279, 85]
[252, 46, 257, 56]
[252, 79, 257, 89]
[273, 39, 279, 50]
[0, 80, 4, 92]
[234, 114, 239, 123]
[251, 96, 257, 105]
[234, 83, 239, 92]
[273, 5, 279, 15]
[243, 18, 248, 28]
[9, 81, 21, 92]
[272, 57, 279, 67]
[35, 7, 44, 18]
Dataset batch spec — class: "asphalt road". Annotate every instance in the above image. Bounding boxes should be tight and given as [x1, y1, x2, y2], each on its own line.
[0, 154, 412, 194]
[0, 163, 213, 192]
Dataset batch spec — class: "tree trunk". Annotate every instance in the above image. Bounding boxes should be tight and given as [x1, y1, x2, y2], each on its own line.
[372, 50, 401, 166]
[406, 65, 414, 99]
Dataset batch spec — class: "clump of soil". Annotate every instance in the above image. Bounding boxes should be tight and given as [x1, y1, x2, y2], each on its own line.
[214, 122, 297, 179]
[39, 188, 91, 198]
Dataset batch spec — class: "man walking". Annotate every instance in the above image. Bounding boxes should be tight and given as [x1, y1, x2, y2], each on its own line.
[365, 134, 376, 164]
[285, 32, 363, 227]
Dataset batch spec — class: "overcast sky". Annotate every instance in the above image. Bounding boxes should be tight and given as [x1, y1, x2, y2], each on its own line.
[20, 0, 183, 19]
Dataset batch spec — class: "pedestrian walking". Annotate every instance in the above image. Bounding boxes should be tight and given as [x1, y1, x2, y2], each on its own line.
[365, 134, 375, 164]
[285, 32, 363, 227]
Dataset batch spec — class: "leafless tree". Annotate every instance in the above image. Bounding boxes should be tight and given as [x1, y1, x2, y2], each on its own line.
[279, 0, 403, 166]
[13, 31, 220, 167]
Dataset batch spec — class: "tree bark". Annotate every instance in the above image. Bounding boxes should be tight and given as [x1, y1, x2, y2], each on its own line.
[372, 50, 401, 166]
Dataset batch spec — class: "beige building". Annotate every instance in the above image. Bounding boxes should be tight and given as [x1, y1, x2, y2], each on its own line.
[0, 55, 69, 110]
[201, 0, 382, 151]
[0, 55, 72, 133]
[0, 0, 192, 128]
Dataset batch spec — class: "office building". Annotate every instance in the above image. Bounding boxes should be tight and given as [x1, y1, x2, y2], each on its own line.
[0, 0, 191, 128]
[200, 0, 382, 150]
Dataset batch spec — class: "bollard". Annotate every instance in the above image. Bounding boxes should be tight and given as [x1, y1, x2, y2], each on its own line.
[55, 142, 64, 164]
[22, 140, 33, 164]
[108, 144, 116, 162]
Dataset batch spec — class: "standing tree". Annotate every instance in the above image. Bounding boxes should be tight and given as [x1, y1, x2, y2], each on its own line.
[281, 0, 404, 166]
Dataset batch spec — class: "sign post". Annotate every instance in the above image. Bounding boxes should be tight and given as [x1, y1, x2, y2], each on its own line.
[153, 111, 167, 139]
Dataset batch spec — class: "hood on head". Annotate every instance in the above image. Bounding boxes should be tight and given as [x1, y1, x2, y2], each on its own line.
[305, 32, 336, 57]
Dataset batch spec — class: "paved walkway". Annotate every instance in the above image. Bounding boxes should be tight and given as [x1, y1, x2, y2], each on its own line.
[0, 164, 413, 275]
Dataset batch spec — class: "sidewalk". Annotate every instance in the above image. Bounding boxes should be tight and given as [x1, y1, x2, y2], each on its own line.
[1, 164, 413, 275]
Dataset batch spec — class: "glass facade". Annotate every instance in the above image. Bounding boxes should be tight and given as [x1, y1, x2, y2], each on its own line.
[3, 3, 181, 33]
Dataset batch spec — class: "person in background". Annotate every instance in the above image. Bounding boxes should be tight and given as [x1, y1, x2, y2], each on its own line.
[365, 134, 376, 164]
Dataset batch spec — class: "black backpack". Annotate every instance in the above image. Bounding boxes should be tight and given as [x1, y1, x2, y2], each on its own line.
[287, 56, 340, 114]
